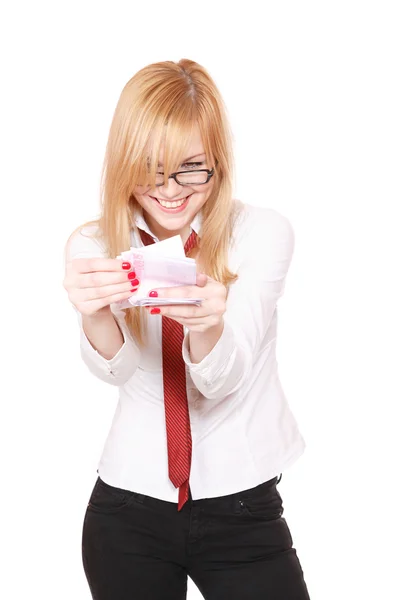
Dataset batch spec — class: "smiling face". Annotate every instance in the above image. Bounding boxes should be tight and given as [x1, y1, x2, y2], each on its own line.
[133, 125, 214, 241]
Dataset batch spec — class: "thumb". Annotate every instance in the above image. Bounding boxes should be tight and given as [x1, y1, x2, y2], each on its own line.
[196, 273, 208, 287]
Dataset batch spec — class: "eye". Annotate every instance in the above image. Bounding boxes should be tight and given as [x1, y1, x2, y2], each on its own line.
[180, 161, 204, 170]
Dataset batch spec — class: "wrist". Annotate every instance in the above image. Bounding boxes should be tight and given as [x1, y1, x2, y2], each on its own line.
[206, 318, 224, 336]
[82, 307, 112, 323]
[190, 317, 224, 337]
[189, 318, 224, 364]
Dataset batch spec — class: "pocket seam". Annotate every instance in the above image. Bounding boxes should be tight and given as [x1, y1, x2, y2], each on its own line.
[88, 479, 137, 513]
[241, 502, 283, 520]
[239, 485, 283, 520]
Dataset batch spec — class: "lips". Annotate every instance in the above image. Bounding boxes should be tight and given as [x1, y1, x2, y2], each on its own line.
[149, 194, 191, 205]
[148, 194, 193, 213]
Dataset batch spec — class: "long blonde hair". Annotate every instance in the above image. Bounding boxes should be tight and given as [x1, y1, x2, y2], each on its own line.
[71, 58, 239, 346]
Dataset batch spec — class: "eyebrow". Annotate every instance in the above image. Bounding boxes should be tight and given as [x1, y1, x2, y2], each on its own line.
[157, 153, 206, 167]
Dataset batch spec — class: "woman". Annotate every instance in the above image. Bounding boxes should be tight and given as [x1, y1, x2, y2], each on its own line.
[64, 59, 310, 600]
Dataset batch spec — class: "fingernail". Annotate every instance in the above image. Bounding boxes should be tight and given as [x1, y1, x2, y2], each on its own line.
[130, 278, 139, 287]
[127, 271, 137, 280]
[131, 286, 139, 292]
[148, 290, 158, 297]
[150, 308, 161, 314]
[122, 262, 131, 270]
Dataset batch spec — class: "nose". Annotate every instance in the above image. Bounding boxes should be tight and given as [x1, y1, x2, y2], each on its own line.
[157, 177, 188, 200]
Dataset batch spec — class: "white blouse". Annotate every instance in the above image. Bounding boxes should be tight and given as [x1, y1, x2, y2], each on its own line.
[65, 200, 306, 501]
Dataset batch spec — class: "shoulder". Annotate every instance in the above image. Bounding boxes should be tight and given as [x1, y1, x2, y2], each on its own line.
[231, 201, 295, 252]
[64, 222, 107, 263]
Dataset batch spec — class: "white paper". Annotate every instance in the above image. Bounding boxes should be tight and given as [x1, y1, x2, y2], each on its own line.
[133, 297, 202, 307]
[115, 236, 202, 308]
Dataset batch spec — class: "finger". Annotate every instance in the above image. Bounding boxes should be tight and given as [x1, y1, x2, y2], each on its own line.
[147, 312, 204, 325]
[147, 313, 220, 332]
[69, 282, 139, 305]
[166, 315, 207, 325]
[149, 274, 212, 298]
[76, 269, 139, 290]
[67, 257, 133, 274]
[78, 280, 140, 302]
[196, 273, 208, 287]
[148, 285, 200, 299]
[146, 304, 211, 319]
[77, 288, 138, 315]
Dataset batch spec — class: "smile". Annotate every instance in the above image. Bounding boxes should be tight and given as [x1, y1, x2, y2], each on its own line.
[148, 194, 192, 212]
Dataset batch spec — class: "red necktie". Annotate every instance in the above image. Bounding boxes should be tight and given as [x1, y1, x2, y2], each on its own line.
[139, 228, 198, 510]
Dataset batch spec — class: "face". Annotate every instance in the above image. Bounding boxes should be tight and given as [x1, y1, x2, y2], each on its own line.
[133, 125, 214, 240]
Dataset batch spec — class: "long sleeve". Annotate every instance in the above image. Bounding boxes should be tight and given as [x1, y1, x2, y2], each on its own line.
[64, 225, 141, 386]
[182, 208, 295, 400]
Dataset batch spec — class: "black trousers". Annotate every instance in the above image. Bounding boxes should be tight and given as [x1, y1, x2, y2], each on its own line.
[82, 474, 310, 599]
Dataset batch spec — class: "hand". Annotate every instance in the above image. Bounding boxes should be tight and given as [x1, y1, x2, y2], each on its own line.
[63, 258, 140, 317]
[146, 273, 227, 333]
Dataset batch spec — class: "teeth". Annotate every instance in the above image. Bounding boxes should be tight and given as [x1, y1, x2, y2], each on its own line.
[157, 197, 187, 208]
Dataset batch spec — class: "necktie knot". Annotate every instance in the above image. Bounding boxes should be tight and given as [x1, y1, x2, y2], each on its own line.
[139, 228, 198, 257]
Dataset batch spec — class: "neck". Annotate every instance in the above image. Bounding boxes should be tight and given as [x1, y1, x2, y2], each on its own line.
[144, 211, 192, 245]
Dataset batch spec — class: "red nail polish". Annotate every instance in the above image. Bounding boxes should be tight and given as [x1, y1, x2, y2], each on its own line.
[150, 308, 161, 314]
[127, 271, 137, 280]
[131, 287, 139, 292]
[149, 290, 158, 297]
[122, 262, 131, 270]
[129, 278, 139, 287]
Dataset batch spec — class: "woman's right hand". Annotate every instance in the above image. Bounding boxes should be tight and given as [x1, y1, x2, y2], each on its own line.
[63, 258, 140, 317]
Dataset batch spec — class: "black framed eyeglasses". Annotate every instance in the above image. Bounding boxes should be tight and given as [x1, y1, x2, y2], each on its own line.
[155, 167, 214, 187]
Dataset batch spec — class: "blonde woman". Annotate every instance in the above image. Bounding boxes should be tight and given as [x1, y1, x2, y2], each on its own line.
[63, 59, 310, 600]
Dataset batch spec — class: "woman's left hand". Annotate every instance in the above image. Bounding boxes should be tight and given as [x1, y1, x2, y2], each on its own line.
[146, 273, 227, 333]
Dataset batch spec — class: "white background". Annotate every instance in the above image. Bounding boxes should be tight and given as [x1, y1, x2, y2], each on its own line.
[1, 1, 399, 598]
